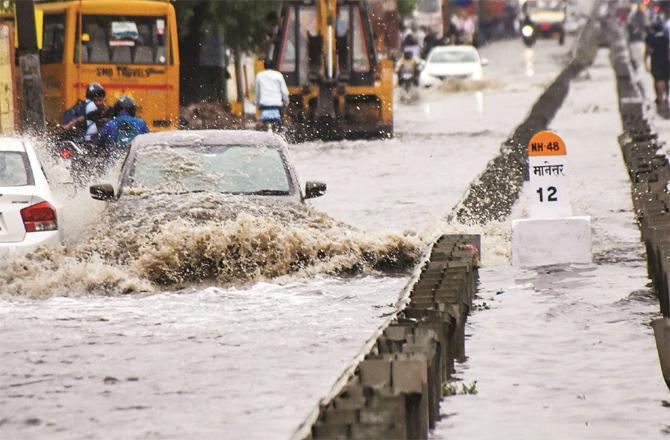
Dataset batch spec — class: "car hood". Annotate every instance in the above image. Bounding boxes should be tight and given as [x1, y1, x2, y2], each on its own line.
[529, 11, 566, 23]
[425, 62, 480, 77]
[108, 191, 305, 225]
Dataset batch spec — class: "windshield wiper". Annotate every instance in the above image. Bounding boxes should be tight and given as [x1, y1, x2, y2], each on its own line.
[249, 189, 290, 196]
[171, 189, 206, 195]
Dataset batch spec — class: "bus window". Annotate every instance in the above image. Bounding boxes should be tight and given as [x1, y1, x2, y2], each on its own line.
[278, 6, 296, 73]
[351, 6, 370, 73]
[41, 14, 65, 64]
[76, 15, 167, 65]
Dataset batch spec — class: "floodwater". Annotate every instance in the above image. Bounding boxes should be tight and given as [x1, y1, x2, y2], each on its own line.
[431, 47, 670, 438]
[0, 14, 614, 440]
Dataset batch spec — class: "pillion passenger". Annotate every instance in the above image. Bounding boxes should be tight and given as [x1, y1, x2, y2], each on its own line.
[97, 96, 150, 153]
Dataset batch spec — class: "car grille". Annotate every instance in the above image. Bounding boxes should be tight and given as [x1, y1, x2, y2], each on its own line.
[435, 74, 470, 80]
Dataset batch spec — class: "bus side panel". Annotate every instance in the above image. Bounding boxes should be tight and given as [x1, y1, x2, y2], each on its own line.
[39, 8, 72, 127]
[167, 5, 179, 129]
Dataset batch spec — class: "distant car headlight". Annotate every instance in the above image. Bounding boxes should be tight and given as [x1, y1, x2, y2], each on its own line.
[522, 24, 534, 38]
[420, 71, 438, 87]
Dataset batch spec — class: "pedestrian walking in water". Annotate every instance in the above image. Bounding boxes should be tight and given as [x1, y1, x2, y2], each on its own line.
[645, 20, 670, 107]
[255, 58, 289, 131]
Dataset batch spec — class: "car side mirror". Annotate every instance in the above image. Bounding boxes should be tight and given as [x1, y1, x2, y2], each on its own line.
[90, 183, 116, 201]
[481, 57, 490, 66]
[305, 181, 326, 199]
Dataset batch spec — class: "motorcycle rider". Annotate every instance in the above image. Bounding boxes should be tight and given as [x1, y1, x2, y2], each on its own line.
[520, 13, 536, 46]
[61, 82, 109, 143]
[395, 49, 423, 86]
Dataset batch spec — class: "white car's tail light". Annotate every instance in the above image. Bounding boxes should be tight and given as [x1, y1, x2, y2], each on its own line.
[20, 202, 58, 232]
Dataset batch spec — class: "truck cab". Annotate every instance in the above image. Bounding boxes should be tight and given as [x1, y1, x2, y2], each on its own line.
[523, 0, 567, 45]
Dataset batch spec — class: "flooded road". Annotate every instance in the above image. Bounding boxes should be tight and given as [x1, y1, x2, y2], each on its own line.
[0, 12, 610, 440]
[292, 37, 574, 233]
[0, 276, 405, 439]
[431, 47, 670, 438]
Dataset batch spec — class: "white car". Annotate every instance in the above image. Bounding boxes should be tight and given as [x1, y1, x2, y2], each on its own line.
[419, 45, 486, 87]
[0, 137, 63, 256]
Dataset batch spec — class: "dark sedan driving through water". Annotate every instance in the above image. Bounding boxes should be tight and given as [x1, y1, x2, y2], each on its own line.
[88, 130, 326, 202]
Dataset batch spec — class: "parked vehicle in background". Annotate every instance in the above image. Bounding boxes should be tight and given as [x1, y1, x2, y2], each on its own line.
[419, 45, 486, 88]
[0, 138, 63, 256]
[5, 0, 180, 132]
[522, 0, 567, 45]
[89, 130, 327, 203]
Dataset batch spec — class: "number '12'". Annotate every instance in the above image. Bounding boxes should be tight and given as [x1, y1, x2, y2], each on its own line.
[537, 186, 558, 202]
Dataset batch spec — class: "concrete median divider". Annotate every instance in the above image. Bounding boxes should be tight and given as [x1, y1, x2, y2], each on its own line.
[609, 23, 670, 390]
[292, 234, 480, 440]
[451, 7, 602, 225]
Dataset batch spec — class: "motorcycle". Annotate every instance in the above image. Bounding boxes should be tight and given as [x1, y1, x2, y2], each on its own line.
[398, 67, 420, 103]
[398, 67, 415, 93]
[522, 23, 537, 48]
[51, 135, 108, 187]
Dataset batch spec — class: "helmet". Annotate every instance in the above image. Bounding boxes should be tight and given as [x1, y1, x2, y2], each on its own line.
[113, 95, 137, 117]
[86, 82, 106, 100]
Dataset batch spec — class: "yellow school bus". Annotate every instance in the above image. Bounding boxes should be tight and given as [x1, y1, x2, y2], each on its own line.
[34, 0, 179, 131]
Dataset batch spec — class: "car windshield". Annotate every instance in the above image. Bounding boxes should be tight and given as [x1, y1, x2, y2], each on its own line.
[0, 152, 31, 187]
[125, 144, 292, 195]
[527, 1, 564, 13]
[429, 50, 478, 63]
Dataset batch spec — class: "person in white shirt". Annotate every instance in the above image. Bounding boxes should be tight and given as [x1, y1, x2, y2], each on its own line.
[255, 59, 290, 129]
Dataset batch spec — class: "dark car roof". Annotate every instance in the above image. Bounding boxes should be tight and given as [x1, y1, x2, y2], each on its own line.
[130, 130, 288, 151]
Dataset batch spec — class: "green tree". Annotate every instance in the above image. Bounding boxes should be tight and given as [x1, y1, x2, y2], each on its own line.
[175, 0, 278, 104]
[216, 1, 278, 103]
[0, 1, 14, 14]
[397, 0, 417, 18]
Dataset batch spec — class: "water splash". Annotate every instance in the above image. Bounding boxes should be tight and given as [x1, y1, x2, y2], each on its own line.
[438, 78, 505, 94]
[0, 193, 423, 298]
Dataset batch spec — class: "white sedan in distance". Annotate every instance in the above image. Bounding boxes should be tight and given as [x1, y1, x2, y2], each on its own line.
[420, 45, 487, 87]
[0, 137, 63, 256]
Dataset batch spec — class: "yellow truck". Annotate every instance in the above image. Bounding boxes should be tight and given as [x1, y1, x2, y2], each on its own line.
[268, 0, 393, 140]
[522, 0, 567, 45]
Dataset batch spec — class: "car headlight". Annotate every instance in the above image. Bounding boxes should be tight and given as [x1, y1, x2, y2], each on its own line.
[419, 71, 434, 84]
[522, 25, 534, 37]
